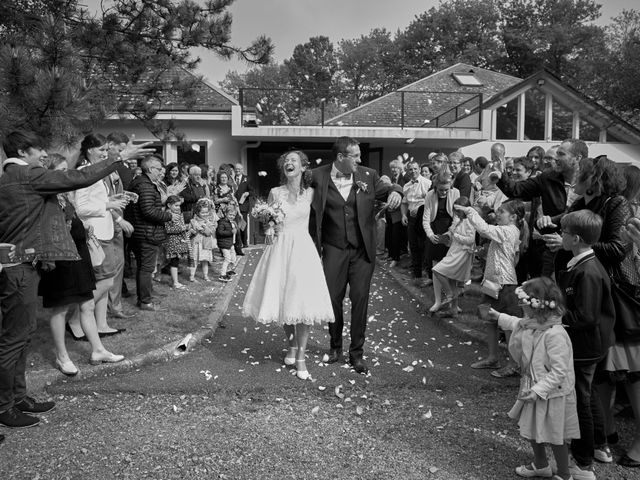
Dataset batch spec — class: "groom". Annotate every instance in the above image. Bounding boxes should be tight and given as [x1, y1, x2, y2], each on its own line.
[310, 137, 402, 374]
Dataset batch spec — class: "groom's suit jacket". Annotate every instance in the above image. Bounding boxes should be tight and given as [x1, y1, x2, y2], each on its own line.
[310, 164, 402, 263]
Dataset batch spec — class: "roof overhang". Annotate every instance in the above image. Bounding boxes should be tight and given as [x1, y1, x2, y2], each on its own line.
[231, 106, 488, 143]
[106, 111, 232, 121]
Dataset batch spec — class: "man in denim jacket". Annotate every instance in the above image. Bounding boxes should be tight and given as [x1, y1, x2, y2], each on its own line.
[0, 130, 147, 429]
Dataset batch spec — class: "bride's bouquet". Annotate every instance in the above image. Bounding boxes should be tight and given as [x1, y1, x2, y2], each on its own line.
[251, 200, 285, 241]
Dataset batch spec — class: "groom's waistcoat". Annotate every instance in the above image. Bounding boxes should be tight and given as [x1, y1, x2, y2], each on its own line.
[322, 181, 363, 249]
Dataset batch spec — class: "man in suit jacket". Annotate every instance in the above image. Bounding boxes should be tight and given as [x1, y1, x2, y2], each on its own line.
[310, 137, 402, 374]
[234, 163, 253, 251]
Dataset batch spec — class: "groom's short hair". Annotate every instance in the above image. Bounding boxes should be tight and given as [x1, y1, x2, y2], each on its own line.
[332, 136, 359, 159]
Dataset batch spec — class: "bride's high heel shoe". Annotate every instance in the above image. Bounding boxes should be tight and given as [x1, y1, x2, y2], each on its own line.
[295, 360, 309, 380]
[284, 347, 297, 366]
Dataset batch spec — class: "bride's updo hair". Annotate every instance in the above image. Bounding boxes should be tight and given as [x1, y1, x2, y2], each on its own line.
[278, 150, 313, 192]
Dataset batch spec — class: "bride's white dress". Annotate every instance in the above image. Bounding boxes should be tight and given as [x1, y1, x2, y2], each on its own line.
[242, 186, 334, 325]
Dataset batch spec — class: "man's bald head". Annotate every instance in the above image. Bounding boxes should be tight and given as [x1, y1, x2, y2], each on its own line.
[491, 143, 505, 160]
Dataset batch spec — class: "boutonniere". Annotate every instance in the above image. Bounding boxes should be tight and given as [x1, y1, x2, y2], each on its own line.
[355, 180, 368, 193]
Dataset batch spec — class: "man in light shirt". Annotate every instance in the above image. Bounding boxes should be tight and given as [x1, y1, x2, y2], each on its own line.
[401, 160, 432, 286]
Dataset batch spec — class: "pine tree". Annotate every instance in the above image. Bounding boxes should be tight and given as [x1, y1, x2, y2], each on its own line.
[0, 0, 273, 148]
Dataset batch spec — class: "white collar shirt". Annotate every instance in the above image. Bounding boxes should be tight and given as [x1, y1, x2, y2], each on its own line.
[331, 163, 354, 202]
[403, 176, 431, 215]
[566, 248, 594, 271]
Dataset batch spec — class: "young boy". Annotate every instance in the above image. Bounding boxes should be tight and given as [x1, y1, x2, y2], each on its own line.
[216, 204, 238, 282]
[557, 209, 615, 480]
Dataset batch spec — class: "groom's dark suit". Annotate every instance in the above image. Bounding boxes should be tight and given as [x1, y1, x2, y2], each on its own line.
[310, 164, 402, 361]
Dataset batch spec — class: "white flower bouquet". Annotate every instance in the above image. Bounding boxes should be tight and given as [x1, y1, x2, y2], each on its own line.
[251, 200, 285, 241]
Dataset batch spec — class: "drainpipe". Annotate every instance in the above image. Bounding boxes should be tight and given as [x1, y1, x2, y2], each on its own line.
[240, 141, 261, 245]
[240, 141, 261, 167]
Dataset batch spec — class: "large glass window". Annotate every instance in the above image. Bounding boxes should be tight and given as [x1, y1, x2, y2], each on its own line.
[579, 118, 600, 142]
[552, 100, 573, 141]
[524, 88, 545, 140]
[496, 98, 518, 140]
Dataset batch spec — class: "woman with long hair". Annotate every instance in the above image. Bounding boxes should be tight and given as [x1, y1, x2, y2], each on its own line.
[242, 150, 334, 380]
[68, 133, 128, 338]
[39, 154, 124, 374]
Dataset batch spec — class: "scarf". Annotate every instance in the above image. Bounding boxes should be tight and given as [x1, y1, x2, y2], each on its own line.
[508, 315, 563, 375]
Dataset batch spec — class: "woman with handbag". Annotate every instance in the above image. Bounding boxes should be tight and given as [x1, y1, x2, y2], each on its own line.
[38, 155, 124, 375]
[68, 134, 129, 337]
[598, 164, 640, 468]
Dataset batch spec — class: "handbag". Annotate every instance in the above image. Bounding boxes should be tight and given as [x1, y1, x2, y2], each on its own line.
[87, 233, 105, 267]
[236, 215, 247, 232]
[480, 278, 502, 300]
[611, 278, 640, 340]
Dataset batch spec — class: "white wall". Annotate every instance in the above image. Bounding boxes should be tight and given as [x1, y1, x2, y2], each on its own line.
[97, 118, 243, 170]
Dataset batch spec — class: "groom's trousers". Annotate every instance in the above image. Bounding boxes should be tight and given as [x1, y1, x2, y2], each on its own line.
[322, 243, 375, 360]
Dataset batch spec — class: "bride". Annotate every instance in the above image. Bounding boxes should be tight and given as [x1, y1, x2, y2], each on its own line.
[242, 150, 334, 380]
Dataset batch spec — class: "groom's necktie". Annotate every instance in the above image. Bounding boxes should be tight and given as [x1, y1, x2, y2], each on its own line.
[336, 172, 352, 180]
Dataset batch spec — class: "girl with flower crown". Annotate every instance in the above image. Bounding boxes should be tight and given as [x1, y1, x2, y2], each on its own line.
[485, 277, 579, 480]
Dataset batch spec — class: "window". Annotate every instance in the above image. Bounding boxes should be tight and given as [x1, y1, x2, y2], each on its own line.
[496, 98, 518, 140]
[579, 118, 600, 142]
[552, 100, 573, 141]
[452, 73, 483, 86]
[524, 88, 545, 141]
[177, 142, 206, 166]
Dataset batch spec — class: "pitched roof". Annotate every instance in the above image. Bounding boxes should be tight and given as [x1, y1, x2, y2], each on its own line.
[111, 66, 237, 113]
[325, 63, 521, 127]
[481, 69, 640, 142]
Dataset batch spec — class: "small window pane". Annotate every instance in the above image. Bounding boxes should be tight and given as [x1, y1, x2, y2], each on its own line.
[552, 99, 572, 141]
[496, 98, 518, 140]
[524, 88, 545, 141]
[579, 118, 600, 142]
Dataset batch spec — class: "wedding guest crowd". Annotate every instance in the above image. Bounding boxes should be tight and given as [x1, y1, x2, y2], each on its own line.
[376, 138, 640, 476]
[3, 125, 640, 478]
[0, 128, 254, 433]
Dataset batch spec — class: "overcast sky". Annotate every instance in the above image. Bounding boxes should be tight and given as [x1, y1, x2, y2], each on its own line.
[85, 0, 636, 86]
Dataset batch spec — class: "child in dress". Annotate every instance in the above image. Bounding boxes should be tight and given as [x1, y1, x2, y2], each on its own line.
[163, 195, 190, 289]
[188, 199, 217, 282]
[216, 203, 238, 282]
[486, 277, 579, 480]
[454, 200, 525, 377]
[429, 196, 475, 315]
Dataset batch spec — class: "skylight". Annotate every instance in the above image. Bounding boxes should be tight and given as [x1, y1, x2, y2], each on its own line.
[452, 72, 483, 86]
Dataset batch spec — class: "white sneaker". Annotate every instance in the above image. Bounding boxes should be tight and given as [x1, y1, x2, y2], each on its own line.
[569, 462, 595, 480]
[594, 445, 612, 463]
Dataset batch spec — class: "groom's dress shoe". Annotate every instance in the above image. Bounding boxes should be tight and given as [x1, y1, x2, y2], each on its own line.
[326, 349, 342, 364]
[350, 357, 369, 375]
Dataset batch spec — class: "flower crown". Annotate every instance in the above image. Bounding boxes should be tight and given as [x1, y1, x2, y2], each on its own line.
[515, 286, 557, 310]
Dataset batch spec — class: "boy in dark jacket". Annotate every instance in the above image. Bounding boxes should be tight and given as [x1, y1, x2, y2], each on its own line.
[557, 209, 615, 480]
[216, 204, 238, 282]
